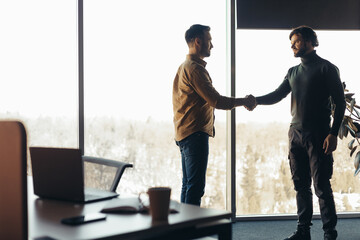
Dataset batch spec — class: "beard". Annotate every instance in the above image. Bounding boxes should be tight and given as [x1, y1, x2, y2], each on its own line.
[203, 51, 211, 57]
[294, 44, 308, 58]
[200, 46, 211, 58]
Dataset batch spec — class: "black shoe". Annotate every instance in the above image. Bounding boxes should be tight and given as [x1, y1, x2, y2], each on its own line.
[284, 229, 311, 240]
[324, 230, 337, 240]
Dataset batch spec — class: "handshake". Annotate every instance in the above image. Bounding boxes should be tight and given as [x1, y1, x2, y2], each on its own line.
[242, 94, 257, 111]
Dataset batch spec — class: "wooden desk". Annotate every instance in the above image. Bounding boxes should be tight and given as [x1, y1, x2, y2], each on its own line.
[28, 179, 232, 240]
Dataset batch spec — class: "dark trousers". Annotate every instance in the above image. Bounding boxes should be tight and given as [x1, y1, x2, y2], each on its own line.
[288, 127, 337, 233]
[176, 131, 209, 206]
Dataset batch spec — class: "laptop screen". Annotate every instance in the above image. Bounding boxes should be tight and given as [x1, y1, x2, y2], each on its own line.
[30, 147, 85, 202]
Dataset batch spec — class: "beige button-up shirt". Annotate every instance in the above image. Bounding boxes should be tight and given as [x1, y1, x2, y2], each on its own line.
[173, 54, 236, 141]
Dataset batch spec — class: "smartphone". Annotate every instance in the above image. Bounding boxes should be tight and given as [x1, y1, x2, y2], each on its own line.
[61, 213, 107, 225]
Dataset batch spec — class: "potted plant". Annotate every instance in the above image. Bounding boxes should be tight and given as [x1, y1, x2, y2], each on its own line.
[336, 82, 360, 175]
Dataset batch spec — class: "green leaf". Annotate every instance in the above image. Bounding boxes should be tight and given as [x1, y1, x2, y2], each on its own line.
[353, 121, 360, 133]
[338, 123, 344, 140]
[350, 99, 356, 113]
[355, 151, 360, 169]
[348, 139, 355, 150]
[342, 116, 349, 127]
[354, 108, 360, 119]
[354, 152, 360, 176]
[346, 119, 357, 137]
[355, 167, 360, 176]
[346, 124, 356, 137]
[344, 125, 349, 138]
[345, 93, 354, 101]
[350, 146, 358, 157]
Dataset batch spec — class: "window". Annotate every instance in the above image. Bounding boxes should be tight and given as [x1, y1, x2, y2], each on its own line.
[4, 0, 358, 217]
[235, 29, 360, 215]
[83, 0, 228, 209]
[0, 0, 78, 154]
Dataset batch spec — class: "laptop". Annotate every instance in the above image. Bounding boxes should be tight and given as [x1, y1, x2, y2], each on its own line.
[29, 147, 118, 203]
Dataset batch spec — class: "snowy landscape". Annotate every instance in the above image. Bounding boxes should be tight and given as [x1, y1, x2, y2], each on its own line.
[18, 115, 360, 216]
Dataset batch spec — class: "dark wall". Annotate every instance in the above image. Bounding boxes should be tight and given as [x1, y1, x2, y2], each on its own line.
[237, 0, 360, 29]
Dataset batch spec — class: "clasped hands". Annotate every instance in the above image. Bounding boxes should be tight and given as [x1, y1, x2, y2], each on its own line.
[242, 94, 257, 111]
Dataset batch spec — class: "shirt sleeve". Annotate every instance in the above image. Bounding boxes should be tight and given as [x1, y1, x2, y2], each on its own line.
[255, 77, 291, 105]
[189, 65, 235, 110]
[326, 64, 346, 136]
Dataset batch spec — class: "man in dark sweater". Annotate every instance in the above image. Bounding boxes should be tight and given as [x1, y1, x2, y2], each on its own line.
[254, 26, 345, 240]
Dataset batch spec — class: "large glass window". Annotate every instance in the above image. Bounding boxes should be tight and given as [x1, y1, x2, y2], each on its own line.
[236, 30, 360, 216]
[0, 0, 78, 158]
[84, 0, 228, 209]
[5, 0, 359, 217]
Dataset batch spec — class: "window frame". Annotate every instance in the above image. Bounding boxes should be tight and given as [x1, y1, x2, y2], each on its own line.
[76, 0, 360, 221]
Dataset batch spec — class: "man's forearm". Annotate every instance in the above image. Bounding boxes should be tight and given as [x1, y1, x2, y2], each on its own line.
[215, 95, 256, 110]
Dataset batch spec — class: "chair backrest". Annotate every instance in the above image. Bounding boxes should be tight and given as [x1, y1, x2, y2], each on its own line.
[82, 156, 133, 192]
[0, 121, 27, 240]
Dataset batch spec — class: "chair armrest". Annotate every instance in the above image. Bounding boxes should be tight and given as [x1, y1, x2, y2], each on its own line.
[82, 156, 133, 192]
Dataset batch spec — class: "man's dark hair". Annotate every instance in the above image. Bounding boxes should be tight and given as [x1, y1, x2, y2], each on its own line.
[185, 24, 210, 44]
[289, 25, 319, 47]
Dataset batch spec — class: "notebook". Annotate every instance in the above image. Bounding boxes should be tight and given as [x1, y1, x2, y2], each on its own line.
[29, 147, 118, 203]
[100, 197, 180, 214]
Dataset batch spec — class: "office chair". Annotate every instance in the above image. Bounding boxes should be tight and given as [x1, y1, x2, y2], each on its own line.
[0, 121, 28, 240]
[82, 156, 133, 193]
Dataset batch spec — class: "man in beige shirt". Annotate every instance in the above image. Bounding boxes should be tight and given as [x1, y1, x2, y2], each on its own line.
[173, 24, 255, 205]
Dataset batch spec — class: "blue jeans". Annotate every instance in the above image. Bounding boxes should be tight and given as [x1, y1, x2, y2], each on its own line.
[176, 131, 209, 206]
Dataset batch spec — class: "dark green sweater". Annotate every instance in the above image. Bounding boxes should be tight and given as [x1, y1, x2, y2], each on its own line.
[256, 50, 346, 136]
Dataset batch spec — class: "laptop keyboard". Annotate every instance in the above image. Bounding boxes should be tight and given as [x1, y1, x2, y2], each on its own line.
[84, 188, 118, 202]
